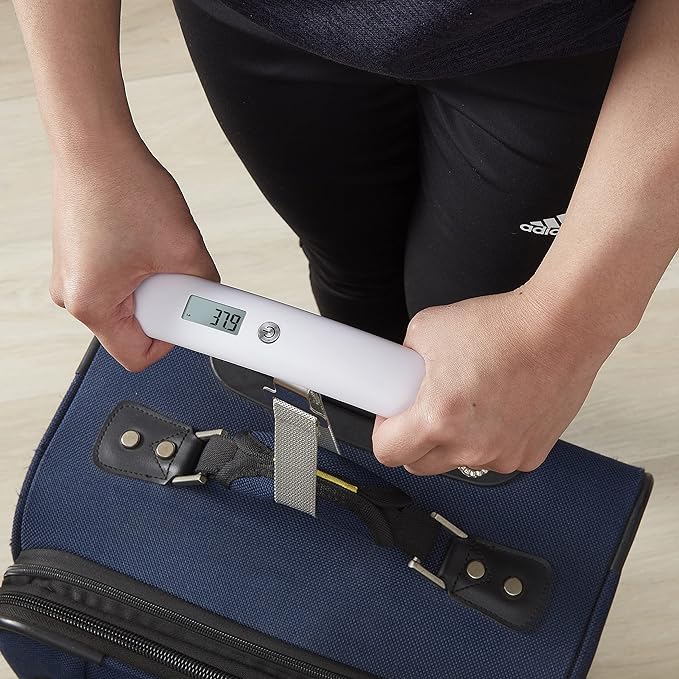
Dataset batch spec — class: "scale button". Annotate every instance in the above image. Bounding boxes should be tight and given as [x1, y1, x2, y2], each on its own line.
[258, 322, 280, 344]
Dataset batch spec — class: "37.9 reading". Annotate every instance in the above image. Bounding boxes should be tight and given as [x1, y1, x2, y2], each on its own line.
[181, 295, 247, 335]
[211, 308, 241, 333]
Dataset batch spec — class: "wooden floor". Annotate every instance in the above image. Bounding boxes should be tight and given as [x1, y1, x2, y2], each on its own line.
[0, 1, 677, 676]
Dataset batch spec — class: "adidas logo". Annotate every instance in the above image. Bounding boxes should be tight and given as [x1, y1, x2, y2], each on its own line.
[519, 213, 565, 236]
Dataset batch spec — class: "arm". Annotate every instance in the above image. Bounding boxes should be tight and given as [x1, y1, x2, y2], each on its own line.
[13, 1, 219, 370]
[12, 1, 134, 157]
[533, 0, 679, 339]
[373, 0, 679, 474]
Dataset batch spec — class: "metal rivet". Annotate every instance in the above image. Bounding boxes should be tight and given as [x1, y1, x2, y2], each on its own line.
[504, 577, 524, 597]
[258, 322, 280, 344]
[466, 560, 486, 580]
[155, 440, 177, 460]
[120, 430, 141, 449]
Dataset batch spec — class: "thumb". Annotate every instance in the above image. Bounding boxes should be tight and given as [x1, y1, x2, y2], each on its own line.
[95, 311, 174, 373]
[372, 400, 437, 468]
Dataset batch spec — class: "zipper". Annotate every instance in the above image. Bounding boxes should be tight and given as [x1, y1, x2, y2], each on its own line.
[0, 591, 236, 679]
[3, 564, 347, 679]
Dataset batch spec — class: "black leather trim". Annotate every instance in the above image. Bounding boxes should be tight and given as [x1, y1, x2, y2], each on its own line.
[211, 359, 518, 486]
[75, 336, 101, 375]
[437, 536, 552, 630]
[609, 472, 654, 574]
[93, 402, 204, 485]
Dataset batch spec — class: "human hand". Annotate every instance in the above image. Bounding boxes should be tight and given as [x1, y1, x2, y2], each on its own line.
[372, 287, 618, 475]
[49, 134, 219, 371]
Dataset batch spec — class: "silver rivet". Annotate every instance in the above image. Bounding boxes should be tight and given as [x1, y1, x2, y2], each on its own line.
[466, 560, 486, 580]
[504, 577, 524, 597]
[120, 430, 141, 449]
[258, 322, 280, 344]
[155, 440, 177, 460]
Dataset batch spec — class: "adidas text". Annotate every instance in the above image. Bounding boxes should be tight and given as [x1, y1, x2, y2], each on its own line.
[519, 214, 565, 236]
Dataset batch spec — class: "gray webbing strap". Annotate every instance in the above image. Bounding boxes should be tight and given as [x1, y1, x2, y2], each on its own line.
[272, 397, 318, 516]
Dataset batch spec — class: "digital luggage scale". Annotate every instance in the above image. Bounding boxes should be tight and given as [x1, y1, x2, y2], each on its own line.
[135, 274, 425, 418]
[135, 274, 486, 515]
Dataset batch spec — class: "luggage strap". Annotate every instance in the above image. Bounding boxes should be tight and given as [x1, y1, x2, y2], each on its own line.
[194, 429, 442, 561]
[94, 401, 552, 629]
[191, 429, 552, 630]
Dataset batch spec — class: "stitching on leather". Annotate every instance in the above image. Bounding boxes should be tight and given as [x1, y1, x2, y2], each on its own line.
[455, 567, 550, 630]
[148, 437, 169, 476]
[149, 430, 189, 477]
[450, 541, 472, 594]
[452, 541, 551, 629]
[94, 402, 191, 480]
[453, 543, 493, 594]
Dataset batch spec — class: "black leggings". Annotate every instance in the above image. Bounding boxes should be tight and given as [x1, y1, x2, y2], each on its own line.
[174, 0, 617, 343]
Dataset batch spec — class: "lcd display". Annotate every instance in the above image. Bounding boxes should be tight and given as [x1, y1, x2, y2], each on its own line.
[181, 295, 246, 335]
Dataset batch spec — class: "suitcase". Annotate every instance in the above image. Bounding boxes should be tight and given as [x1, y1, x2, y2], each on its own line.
[0, 338, 652, 679]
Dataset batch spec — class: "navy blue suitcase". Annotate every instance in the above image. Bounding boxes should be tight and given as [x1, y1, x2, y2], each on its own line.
[0, 339, 652, 679]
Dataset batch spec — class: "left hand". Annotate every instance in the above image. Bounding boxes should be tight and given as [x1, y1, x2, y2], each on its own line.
[372, 287, 618, 475]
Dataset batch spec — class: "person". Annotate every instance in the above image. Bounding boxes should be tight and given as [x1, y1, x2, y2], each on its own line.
[12, 0, 679, 476]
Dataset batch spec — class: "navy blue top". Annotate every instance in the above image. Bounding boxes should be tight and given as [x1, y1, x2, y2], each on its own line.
[201, 0, 633, 78]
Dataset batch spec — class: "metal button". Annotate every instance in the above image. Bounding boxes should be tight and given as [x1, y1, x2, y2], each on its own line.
[466, 560, 486, 580]
[258, 322, 280, 344]
[155, 440, 177, 460]
[120, 430, 141, 449]
[504, 576, 524, 597]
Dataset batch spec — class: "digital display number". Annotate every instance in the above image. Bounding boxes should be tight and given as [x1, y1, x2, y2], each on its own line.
[181, 295, 246, 335]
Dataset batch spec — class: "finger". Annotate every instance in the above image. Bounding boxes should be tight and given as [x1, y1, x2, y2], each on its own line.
[95, 314, 174, 372]
[88, 292, 174, 371]
[403, 444, 505, 476]
[372, 401, 440, 468]
[403, 446, 464, 476]
[515, 447, 554, 473]
[49, 282, 65, 308]
[481, 456, 521, 475]
[516, 459, 544, 473]
[372, 414, 386, 432]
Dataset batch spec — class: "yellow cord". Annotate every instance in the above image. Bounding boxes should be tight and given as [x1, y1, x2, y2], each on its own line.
[316, 470, 358, 493]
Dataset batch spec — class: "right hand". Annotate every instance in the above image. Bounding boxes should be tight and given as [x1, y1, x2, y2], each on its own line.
[50, 134, 220, 371]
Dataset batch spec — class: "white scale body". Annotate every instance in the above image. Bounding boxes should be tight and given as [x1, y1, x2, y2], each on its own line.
[135, 274, 424, 417]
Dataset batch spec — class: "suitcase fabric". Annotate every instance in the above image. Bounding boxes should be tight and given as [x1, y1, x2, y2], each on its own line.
[0, 341, 651, 679]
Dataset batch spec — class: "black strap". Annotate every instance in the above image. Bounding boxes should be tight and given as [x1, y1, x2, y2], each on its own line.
[195, 431, 272, 485]
[93, 403, 553, 629]
[194, 431, 552, 628]
[194, 432, 440, 560]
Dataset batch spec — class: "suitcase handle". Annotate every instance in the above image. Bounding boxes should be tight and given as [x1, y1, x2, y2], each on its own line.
[135, 274, 425, 417]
